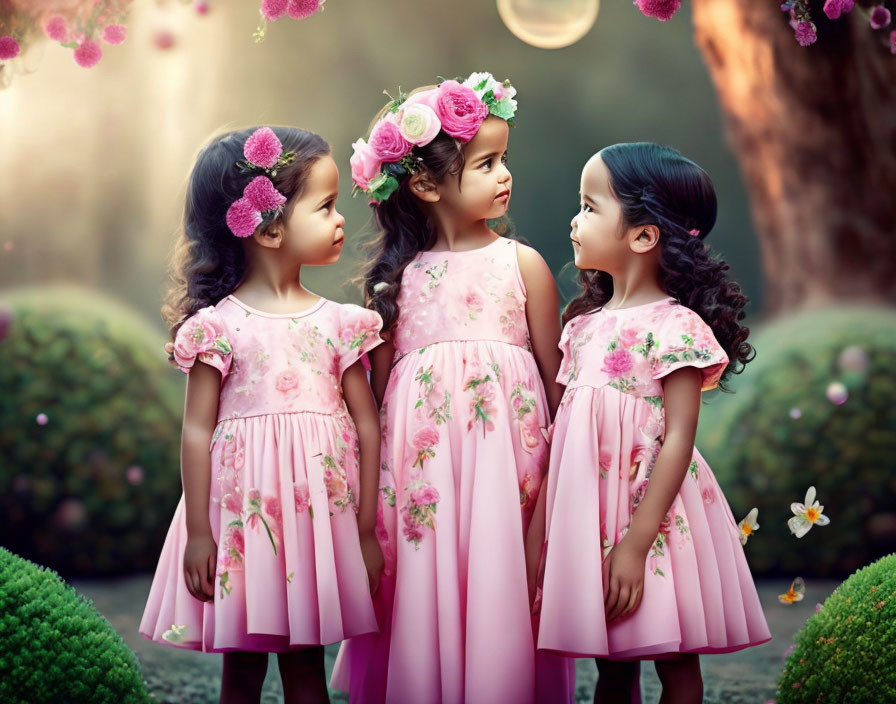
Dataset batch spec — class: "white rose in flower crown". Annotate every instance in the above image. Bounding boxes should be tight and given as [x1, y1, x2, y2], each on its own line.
[398, 103, 442, 146]
[464, 71, 502, 99]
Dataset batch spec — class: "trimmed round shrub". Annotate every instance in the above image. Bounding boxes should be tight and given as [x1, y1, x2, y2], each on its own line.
[697, 306, 896, 577]
[776, 553, 896, 702]
[0, 547, 151, 703]
[0, 286, 184, 576]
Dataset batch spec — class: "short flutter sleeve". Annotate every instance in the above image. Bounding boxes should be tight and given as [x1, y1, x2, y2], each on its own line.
[173, 306, 233, 378]
[650, 307, 728, 391]
[335, 304, 384, 377]
[555, 317, 577, 385]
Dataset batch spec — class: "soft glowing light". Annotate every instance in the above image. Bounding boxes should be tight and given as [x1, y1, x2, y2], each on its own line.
[497, 0, 599, 49]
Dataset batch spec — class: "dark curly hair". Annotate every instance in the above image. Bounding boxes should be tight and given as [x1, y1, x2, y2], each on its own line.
[563, 142, 754, 389]
[162, 126, 330, 338]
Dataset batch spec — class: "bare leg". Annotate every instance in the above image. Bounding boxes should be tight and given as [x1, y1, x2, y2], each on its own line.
[655, 654, 703, 704]
[220, 651, 268, 704]
[277, 646, 329, 704]
[595, 658, 641, 704]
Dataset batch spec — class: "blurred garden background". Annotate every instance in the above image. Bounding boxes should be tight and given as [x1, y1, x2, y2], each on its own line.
[1, 0, 895, 702]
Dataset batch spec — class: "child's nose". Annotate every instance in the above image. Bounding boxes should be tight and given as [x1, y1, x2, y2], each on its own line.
[335, 210, 346, 228]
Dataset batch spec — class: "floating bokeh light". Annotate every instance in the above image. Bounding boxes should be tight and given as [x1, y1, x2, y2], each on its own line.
[496, 0, 599, 49]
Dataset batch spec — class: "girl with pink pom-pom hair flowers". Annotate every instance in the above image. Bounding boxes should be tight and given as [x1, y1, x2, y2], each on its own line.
[528, 143, 771, 703]
[330, 72, 575, 703]
[139, 126, 385, 703]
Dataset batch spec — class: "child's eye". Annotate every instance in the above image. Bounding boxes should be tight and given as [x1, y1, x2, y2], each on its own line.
[321, 199, 334, 211]
[501, 153, 508, 165]
[580, 202, 593, 214]
[481, 159, 492, 170]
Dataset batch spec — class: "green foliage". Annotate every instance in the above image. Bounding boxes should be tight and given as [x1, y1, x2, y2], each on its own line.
[696, 306, 896, 577]
[776, 554, 896, 703]
[0, 547, 151, 703]
[0, 286, 184, 576]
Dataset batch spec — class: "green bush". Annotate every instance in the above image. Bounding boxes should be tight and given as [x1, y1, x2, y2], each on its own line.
[776, 553, 896, 702]
[697, 306, 896, 577]
[0, 286, 184, 576]
[0, 547, 151, 703]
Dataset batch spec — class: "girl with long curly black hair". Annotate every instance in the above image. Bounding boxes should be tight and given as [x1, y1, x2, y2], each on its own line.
[142, 126, 386, 704]
[530, 143, 770, 704]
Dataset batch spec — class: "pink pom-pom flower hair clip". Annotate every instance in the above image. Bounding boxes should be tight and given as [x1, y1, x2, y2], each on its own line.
[225, 127, 296, 238]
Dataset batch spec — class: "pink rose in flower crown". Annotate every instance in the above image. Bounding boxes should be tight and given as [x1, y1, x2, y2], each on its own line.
[368, 119, 413, 161]
[350, 139, 382, 190]
[434, 80, 489, 142]
[397, 103, 441, 146]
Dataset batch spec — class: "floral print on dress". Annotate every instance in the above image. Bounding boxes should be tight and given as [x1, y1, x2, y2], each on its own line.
[464, 366, 499, 435]
[401, 480, 441, 549]
[173, 307, 233, 376]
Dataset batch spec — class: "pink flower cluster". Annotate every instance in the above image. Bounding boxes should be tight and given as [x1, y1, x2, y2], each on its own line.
[601, 348, 635, 377]
[261, 0, 324, 21]
[351, 79, 490, 190]
[42, 2, 133, 70]
[0, 36, 20, 61]
[634, 0, 681, 22]
[412, 424, 440, 453]
[226, 128, 288, 237]
[174, 315, 218, 368]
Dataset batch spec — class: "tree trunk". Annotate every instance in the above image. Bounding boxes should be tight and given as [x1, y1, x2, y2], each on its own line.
[691, 0, 896, 313]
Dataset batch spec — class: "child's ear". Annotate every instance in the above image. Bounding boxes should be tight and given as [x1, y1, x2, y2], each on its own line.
[253, 224, 283, 249]
[408, 172, 440, 203]
[630, 224, 660, 254]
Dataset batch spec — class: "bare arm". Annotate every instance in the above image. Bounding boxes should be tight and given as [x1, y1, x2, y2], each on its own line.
[342, 359, 385, 593]
[181, 360, 222, 602]
[605, 366, 702, 621]
[516, 244, 564, 419]
[368, 339, 395, 408]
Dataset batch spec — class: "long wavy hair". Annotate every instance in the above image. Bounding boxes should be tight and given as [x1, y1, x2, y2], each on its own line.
[162, 126, 330, 338]
[563, 142, 754, 389]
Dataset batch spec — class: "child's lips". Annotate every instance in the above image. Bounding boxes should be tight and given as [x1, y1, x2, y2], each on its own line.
[495, 190, 510, 201]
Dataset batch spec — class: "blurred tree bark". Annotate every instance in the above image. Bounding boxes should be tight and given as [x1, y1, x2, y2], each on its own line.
[692, 0, 896, 313]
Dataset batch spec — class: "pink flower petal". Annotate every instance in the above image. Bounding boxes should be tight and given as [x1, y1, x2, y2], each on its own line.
[634, 0, 682, 22]
[226, 198, 262, 238]
[243, 127, 283, 169]
[103, 24, 127, 45]
[73, 39, 103, 67]
[244, 176, 286, 212]
[0, 36, 21, 61]
[287, 0, 322, 19]
[45, 17, 68, 42]
[261, 0, 289, 21]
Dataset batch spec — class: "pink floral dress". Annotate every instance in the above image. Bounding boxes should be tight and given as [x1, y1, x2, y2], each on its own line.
[332, 237, 574, 704]
[537, 297, 771, 659]
[139, 295, 383, 652]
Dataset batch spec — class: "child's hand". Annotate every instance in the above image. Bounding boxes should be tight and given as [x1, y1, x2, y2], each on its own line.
[360, 530, 384, 595]
[183, 533, 217, 602]
[164, 342, 178, 368]
[525, 521, 545, 609]
[604, 535, 647, 623]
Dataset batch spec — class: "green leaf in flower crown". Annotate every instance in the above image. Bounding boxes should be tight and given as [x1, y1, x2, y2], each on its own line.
[490, 98, 516, 121]
[369, 173, 400, 202]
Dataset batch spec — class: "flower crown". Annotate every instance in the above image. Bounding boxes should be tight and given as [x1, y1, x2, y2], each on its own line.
[350, 71, 518, 203]
[225, 127, 297, 238]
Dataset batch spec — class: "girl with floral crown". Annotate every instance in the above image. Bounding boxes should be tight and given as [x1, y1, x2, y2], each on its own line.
[139, 126, 385, 702]
[530, 143, 771, 702]
[331, 72, 574, 704]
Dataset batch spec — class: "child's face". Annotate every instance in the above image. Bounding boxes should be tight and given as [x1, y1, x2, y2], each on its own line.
[438, 116, 512, 221]
[570, 154, 629, 272]
[279, 155, 346, 265]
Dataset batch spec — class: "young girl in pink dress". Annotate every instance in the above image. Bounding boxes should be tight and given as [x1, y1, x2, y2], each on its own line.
[331, 72, 574, 703]
[139, 126, 384, 703]
[530, 142, 771, 702]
